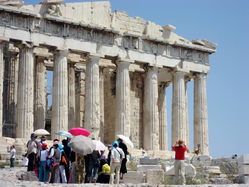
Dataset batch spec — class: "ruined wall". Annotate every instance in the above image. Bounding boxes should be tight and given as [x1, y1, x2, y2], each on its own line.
[130, 72, 144, 148]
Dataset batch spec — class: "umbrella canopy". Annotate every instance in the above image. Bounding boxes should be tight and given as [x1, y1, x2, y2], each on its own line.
[92, 140, 107, 151]
[69, 135, 94, 155]
[33, 129, 50, 136]
[55, 130, 73, 138]
[69, 127, 90, 137]
[117, 134, 134, 148]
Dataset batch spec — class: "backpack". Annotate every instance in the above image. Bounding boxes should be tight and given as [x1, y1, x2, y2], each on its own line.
[53, 149, 61, 163]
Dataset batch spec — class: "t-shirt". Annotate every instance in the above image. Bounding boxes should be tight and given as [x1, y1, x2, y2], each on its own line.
[111, 147, 125, 163]
[172, 146, 188, 160]
[27, 140, 38, 154]
[40, 150, 48, 161]
[10, 149, 16, 159]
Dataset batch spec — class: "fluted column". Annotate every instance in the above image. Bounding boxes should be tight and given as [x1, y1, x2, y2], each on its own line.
[51, 50, 68, 139]
[185, 78, 191, 147]
[0, 42, 4, 137]
[115, 59, 131, 138]
[34, 56, 47, 130]
[194, 73, 209, 155]
[158, 82, 169, 150]
[143, 66, 159, 150]
[85, 55, 101, 140]
[68, 63, 76, 130]
[16, 45, 34, 138]
[172, 71, 186, 145]
[99, 68, 105, 142]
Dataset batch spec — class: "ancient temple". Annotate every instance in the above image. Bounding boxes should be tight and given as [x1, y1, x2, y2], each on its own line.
[0, 0, 216, 155]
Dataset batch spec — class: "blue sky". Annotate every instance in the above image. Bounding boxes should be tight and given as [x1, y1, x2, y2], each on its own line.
[24, 0, 249, 158]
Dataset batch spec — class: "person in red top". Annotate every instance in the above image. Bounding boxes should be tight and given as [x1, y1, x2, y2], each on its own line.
[172, 139, 188, 185]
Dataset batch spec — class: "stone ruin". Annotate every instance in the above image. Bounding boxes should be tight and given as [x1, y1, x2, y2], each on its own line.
[0, 0, 216, 161]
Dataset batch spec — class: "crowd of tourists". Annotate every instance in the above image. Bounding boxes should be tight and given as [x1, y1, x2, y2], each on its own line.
[23, 133, 128, 184]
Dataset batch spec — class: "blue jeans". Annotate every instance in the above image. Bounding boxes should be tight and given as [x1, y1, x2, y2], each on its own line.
[39, 161, 47, 182]
[10, 158, 15, 168]
[87, 160, 98, 180]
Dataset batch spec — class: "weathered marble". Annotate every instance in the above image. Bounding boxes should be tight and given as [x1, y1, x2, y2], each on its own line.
[0, 42, 4, 137]
[68, 63, 76, 130]
[115, 59, 131, 137]
[51, 49, 68, 139]
[172, 71, 187, 145]
[158, 82, 168, 150]
[34, 56, 46, 130]
[16, 45, 34, 138]
[143, 66, 159, 150]
[194, 73, 209, 155]
[85, 55, 101, 140]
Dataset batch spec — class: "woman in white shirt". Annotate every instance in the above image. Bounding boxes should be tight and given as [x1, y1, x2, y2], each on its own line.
[8, 145, 16, 168]
[109, 142, 125, 185]
[38, 142, 48, 182]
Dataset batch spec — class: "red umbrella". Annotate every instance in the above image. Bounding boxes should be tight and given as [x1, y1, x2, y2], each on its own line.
[69, 128, 91, 137]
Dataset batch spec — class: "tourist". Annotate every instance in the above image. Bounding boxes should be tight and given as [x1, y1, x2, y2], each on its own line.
[109, 142, 124, 185]
[26, 133, 38, 171]
[8, 145, 16, 168]
[117, 138, 128, 180]
[142, 150, 147, 158]
[107, 145, 112, 166]
[57, 143, 68, 183]
[38, 142, 48, 182]
[51, 141, 61, 183]
[97, 159, 110, 183]
[86, 150, 100, 183]
[46, 140, 61, 183]
[62, 139, 71, 181]
[172, 139, 188, 185]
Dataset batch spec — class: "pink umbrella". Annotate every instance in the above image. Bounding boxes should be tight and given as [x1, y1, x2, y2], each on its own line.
[69, 128, 91, 137]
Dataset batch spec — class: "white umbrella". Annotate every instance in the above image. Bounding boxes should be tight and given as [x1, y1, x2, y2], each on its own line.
[33, 129, 50, 136]
[117, 134, 134, 148]
[69, 135, 94, 155]
[92, 140, 107, 151]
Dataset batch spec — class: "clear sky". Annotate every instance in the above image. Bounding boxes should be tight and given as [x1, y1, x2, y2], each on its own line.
[24, 0, 249, 158]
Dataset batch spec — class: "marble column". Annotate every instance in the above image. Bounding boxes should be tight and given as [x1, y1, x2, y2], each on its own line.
[115, 59, 131, 138]
[85, 55, 101, 140]
[185, 78, 191, 148]
[99, 68, 105, 142]
[172, 71, 186, 145]
[51, 50, 68, 139]
[34, 56, 47, 130]
[158, 82, 169, 151]
[143, 66, 159, 150]
[194, 73, 209, 155]
[68, 63, 76, 130]
[0, 42, 4, 137]
[16, 45, 34, 138]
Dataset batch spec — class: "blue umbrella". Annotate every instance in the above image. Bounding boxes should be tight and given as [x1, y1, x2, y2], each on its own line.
[55, 130, 73, 138]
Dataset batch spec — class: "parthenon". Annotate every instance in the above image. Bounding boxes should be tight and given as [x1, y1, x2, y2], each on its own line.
[0, 0, 216, 155]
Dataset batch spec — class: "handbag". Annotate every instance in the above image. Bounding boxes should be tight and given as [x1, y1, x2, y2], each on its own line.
[22, 157, 29, 166]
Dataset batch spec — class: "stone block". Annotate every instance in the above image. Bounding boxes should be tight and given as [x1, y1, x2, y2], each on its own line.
[191, 155, 212, 167]
[239, 164, 249, 175]
[137, 165, 161, 172]
[204, 166, 221, 174]
[165, 163, 196, 177]
[139, 158, 159, 165]
[239, 155, 249, 165]
[146, 169, 164, 185]
[123, 171, 145, 184]
[241, 175, 249, 184]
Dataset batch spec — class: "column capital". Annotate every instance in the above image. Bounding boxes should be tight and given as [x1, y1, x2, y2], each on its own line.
[0, 36, 9, 44]
[55, 49, 68, 57]
[116, 57, 134, 64]
[195, 72, 207, 79]
[144, 64, 159, 72]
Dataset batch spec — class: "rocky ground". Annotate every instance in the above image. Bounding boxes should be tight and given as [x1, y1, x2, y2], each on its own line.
[0, 167, 248, 187]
